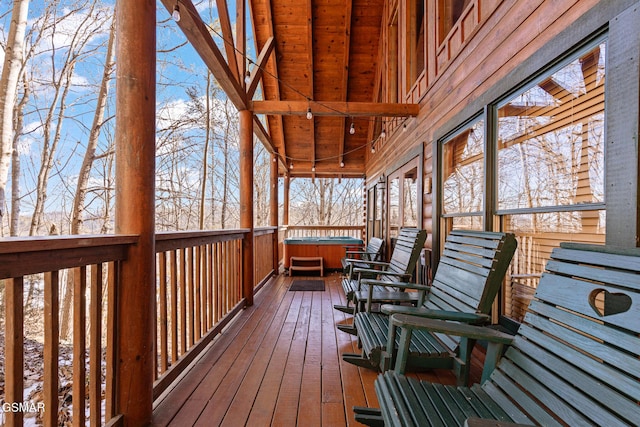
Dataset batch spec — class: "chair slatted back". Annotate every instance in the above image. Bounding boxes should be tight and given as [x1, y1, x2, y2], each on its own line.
[483, 243, 640, 426]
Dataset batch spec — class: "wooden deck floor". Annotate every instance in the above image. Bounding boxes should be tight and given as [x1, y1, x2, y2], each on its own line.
[152, 273, 485, 426]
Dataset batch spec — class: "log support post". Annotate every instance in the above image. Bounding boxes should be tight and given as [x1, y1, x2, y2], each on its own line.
[270, 153, 279, 271]
[240, 109, 254, 306]
[283, 174, 290, 226]
[114, 0, 156, 424]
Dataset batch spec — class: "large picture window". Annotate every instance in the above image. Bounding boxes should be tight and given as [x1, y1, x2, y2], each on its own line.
[438, 38, 607, 324]
[388, 158, 420, 239]
[441, 118, 484, 233]
[497, 40, 606, 322]
[407, 0, 425, 90]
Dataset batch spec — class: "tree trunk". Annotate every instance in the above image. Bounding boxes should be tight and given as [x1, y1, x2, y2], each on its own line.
[0, 0, 30, 233]
[71, 16, 116, 235]
[10, 74, 29, 236]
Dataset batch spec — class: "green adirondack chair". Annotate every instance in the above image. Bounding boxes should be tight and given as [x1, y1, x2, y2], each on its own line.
[355, 243, 640, 427]
[341, 236, 384, 276]
[333, 228, 427, 314]
[343, 230, 517, 387]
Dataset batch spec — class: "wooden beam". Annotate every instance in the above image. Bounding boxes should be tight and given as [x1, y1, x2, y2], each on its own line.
[262, 0, 287, 166]
[340, 0, 354, 168]
[239, 110, 254, 307]
[307, 0, 316, 170]
[251, 100, 420, 117]
[270, 154, 279, 271]
[283, 174, 290, 225]
[246, 36, 275, 100]
[159, 0, 246, 109]
[215, 0, 241, 84]
[236, 0, 246, 87]
[114, 0, 156, 423]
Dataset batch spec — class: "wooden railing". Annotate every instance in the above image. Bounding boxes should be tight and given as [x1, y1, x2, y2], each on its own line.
[0, 228, 273, 426]
[254, 227, 277, 290]
[0, 235, 137, 427]
[281, 225, 365, 240]
[153, 229, 250, 398]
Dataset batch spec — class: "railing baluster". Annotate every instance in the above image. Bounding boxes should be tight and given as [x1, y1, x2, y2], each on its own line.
[170, 250, 178, 364]
[5, 277, 24, 427]
[90, 263, 103, 426]
[159, 252, 168, 374]
[106, 261, 118, 421]
[44, 271, 60, 427]
[188, 247, 195, 347]
[214, 242, 220, 323]
[179, 248, 187, 356]
[195, 245, 202, 341]
[73, 266, 87, 427]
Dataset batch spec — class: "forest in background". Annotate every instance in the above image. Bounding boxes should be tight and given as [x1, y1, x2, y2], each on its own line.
[0, 0, 364, 239]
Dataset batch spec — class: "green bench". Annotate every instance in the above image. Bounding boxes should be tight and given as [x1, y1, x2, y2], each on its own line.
[356, 243, 640, 427]
[333, 228, 426, 314]
[343, 230, 517, 386]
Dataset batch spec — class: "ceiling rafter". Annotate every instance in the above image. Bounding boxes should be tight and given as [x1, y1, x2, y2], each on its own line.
[339, 0, 354, 168]
[163, 1, 286, 169]
[251, 100, 420, 117]
[246, 36, 275, 100]
[307, 0, 316, 171]
[160, 0, 246, 108]
[215, 0, 240, 84]
[263, 0, 287, 172]
[235, 0, 246, 88]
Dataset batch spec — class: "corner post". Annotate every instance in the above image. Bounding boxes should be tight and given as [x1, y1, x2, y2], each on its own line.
[114, 0, 156, 424]
[240, 109, 254, 305]
[270, 154, 279, 271]
[283, 174, 290, 226]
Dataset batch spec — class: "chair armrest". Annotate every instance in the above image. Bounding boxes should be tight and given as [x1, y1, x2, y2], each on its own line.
[361, 280, 430, 292]
[352, 266, 384, 276]
[357, 260, 391, 268]
[464, 418, 535, 427]
[381, 305, 490, 324]
[345, 250, 368, 256]
[390, 314, 513, 344]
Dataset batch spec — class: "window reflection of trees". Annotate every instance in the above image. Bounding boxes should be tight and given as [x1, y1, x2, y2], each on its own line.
[498, 44, 606, 219]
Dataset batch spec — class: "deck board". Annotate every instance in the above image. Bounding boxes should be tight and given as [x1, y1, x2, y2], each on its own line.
[153, 273, 479, 426]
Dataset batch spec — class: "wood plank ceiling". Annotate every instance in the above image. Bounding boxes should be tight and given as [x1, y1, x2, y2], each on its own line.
[250, 0, 386, 178]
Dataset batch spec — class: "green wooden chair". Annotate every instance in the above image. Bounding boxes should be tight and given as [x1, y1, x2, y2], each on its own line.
[355, 243, 640, 427]
[343, 230, 517, 386]
[341, 236, 384, 276]
[333, 228, 427, 314]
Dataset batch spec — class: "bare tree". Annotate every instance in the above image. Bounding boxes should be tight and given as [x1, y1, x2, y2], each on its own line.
[0, 0, 30, 235]
[70, 12, 114, 235]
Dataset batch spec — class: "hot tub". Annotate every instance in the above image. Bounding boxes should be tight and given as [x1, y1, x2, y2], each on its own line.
[283, 236, 363, 270]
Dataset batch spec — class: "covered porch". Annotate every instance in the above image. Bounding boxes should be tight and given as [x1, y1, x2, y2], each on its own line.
[2, 0, 640, 426]
[151, 273, 485, 426]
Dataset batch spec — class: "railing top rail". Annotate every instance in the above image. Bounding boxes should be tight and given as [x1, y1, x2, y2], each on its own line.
[0, 234, 139, 279]
[156, 228, 250, 241]
[0, 234, 139, 254]
[281, 225, 365, 230]
[155, 228, 250, 252]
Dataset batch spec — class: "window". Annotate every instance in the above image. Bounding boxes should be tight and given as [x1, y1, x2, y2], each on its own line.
[366, 182, 385, 241]
[388, 11, 399, 103]
[389, 177, 400, 238]
[438, 0, 472, 45]
[388, 158, 421, 239]
[441, 118, 485, 233]
[407, 0, 425, 90]
[497, 40, 606, 322]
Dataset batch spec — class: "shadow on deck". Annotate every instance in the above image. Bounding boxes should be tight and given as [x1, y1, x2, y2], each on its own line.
[152, 273, 486, 426]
